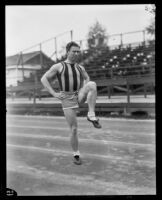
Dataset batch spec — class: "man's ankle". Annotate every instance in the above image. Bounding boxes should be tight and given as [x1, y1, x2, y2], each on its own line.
[88, 111, 95, 117]
[73, 150, 80, 157]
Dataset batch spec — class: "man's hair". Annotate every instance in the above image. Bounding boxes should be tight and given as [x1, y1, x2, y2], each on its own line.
[66, 41, 80, 53]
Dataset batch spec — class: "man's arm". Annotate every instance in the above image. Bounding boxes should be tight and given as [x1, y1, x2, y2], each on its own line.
[41, 64, 60, 98]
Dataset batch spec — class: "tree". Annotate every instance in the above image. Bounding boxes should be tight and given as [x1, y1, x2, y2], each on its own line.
[87, 20, 108, 49]
[145, 4, 156, 15]
[145, 4, 155, 38]
[146, 18, 155, 36]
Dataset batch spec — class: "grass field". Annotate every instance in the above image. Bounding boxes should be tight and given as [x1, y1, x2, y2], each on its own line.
[6, 114, 156, 195]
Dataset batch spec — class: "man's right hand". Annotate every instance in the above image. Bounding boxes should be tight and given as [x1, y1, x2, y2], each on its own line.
[53, 92, 65, 100]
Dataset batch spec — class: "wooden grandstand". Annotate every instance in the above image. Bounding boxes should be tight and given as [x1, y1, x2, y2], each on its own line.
[6, 39, 155, 100]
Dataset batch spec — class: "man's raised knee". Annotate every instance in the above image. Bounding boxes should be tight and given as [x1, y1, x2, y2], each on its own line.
[87, 81, 97, 90]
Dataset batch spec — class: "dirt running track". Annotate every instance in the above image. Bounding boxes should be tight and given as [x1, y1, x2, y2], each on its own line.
[6, 115, 156, 195]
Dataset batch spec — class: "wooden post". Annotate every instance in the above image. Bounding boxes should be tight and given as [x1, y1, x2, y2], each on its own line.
[143, 30, 146, 45]
[126, 80, 130, 114]
[111, 85, 114, 96]
[120, 33, 123, 47]
[21, 52, 24, 80]
[54, 37, 58, 60]
[33, 88, 36, 112]
[70, 30, 73, 41]
[40, 43, 43, 68]
[144, 83, 147, 98]
[107, 36, 109, 47]
[107, 85, 111, 99]
[151, 82, 154, 94]
[80, 40, 82, 50]
[110, 68, 113, 78]
[16, 53, 21, 85]
[127, 82, 130, 103]
[33, 72, 37, 112]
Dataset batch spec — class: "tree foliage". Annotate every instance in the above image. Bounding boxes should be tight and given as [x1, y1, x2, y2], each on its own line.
[146, 19, 155, 36]
[87, 20, 108, 49]
[145, 4, 156, 15]
[145, 4, 155, 37]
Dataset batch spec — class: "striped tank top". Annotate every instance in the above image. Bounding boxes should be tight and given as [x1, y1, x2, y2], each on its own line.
[56, 62, 84, 92]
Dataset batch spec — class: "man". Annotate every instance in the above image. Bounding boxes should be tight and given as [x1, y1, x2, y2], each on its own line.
[41, 41, 101, 165]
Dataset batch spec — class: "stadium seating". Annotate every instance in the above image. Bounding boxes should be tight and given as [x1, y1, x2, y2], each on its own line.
[8, 40, 155, 97]
[81, 41, 155, 79]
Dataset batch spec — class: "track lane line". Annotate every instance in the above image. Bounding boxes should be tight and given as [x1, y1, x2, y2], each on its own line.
[7, 125, 92, 134]
[6, 114, 155, 122]
[7, 144, 155, 166]
[7, 132, 155, 148]
[7, 124, 155, 137]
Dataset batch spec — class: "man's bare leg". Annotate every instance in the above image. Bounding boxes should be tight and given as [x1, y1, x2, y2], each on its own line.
[62, 108, 82, 165]
[63, 108, 79, 153]
[78, 81, 96, 112]
[78, 81, 101, 128]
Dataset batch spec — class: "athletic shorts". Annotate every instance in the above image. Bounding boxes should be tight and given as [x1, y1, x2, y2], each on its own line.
[60, 91, 79, 110]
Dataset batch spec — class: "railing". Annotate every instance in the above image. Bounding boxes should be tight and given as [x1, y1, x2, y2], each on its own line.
[87, 63, 155, 80]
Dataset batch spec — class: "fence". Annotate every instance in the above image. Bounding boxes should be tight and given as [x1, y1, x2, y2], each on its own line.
[6, 29, 154, 64]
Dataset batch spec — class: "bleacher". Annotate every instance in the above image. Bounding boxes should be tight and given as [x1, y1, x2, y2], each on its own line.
[7, 40, 155, 98]
[82, 40, 155, 80]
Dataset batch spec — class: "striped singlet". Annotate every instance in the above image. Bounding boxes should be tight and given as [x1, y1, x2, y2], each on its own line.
[56, 62, 84, 92]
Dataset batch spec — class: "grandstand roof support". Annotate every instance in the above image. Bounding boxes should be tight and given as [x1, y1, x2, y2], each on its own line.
[16, 53, 21, 85]
[39, 44, 43, 69]
[120, 33, 123, 47]
[21, 51, 24, 80]
[70, 30, 73, 41]
[143, 30, 146, 45]
[54, 37, 58, 60]
[33, 72, 38, 111]
[79, 40, 83, 50]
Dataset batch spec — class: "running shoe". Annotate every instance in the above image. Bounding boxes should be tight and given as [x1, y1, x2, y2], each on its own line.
[73, 155, 82, 165]
[87, 116, 102, 128]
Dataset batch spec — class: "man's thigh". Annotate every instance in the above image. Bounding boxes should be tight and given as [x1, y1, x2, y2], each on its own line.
[78, 84, 89, 104]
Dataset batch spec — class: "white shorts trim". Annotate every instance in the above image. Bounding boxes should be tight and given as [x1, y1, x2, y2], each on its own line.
[62, 106, 79, 110]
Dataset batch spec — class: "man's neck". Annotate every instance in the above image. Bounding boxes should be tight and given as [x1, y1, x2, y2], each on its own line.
[65, 59, 75, 64]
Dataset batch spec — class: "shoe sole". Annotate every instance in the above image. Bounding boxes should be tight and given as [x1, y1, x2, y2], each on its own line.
[74, 162, 82, 165]
[73, 160, 82, 165]
[87, 117, 102, 129]
[73, 158, 82, 165]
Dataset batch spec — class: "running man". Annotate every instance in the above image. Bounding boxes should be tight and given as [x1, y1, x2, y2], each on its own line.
[41, 41, 101, 165]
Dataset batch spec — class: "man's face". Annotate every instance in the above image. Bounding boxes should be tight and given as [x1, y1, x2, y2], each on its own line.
[67, 46, 81, 63]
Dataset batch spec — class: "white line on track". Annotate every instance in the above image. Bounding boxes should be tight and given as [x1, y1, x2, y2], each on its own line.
[7, 125, 91, 134]
[7, 164, 156, 195]
[7, 144, 155, 166]
[6, 118, 155, 128]
[7, 124, 155, 136]
[7, 124, 69, 131]
[7, 132, 155, 147]
[7, 114, 155, 122]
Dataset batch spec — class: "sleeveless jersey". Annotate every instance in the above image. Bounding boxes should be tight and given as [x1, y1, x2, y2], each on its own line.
[56, 62, 84, 92]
